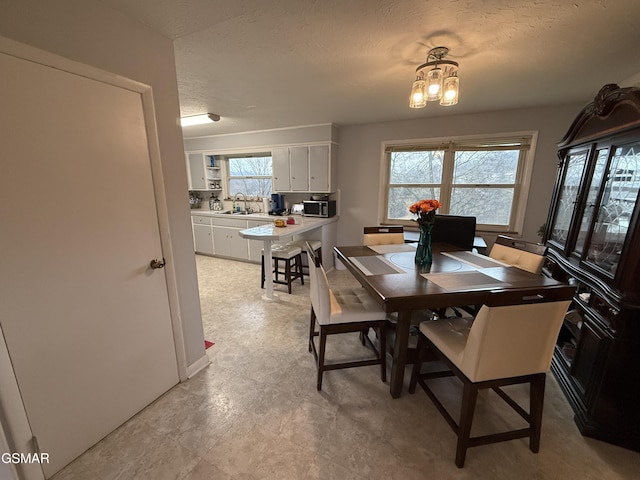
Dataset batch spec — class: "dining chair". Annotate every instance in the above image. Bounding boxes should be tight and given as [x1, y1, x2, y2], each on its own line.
[409, 285, 574, 467]
[363, 225, 404, 245]
[430, 215, 476, 251]
[489, 235, 547, 274]
[306, 242, 388, 390]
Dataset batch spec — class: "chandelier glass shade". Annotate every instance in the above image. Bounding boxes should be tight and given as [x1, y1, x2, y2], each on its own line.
[409, 46, 459, 108]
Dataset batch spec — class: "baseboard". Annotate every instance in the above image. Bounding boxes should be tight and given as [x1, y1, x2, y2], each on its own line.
[186, 354, 210, 379]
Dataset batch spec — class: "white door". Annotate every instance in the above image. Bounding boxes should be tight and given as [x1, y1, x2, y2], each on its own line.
[0, 48, 179, 477]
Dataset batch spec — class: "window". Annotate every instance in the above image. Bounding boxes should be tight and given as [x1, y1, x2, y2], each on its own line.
[384, 134, 536, 232]
[227, 154, 272, 199]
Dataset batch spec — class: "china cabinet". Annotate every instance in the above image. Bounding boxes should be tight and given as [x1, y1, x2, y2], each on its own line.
[543, 84, 640, 451]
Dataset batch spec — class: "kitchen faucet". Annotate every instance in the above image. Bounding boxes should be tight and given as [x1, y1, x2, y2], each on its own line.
[234, 192, 249, 213]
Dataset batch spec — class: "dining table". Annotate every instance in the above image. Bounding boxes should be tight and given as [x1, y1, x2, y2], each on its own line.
[334, 242, 566, 398]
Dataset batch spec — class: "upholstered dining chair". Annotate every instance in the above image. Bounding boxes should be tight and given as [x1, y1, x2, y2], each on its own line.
[409, 285, 574, 467]
[489, 235, 547, 274]
[430, 214, 476, 251]
[363, 225, 404, 245]
[306, 242, 388, 391]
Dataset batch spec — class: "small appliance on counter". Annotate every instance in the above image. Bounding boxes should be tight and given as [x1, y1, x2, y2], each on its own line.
[303, 199, 336, 217]
[269, 193, 286, 215]
[290, 203, 304, 215]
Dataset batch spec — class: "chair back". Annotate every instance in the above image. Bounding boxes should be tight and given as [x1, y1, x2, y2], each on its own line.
[431, 215, 476, 250]
[306, 241, 331, 324]
[489, 235, 547, 274]
[460, 286, 573, 382]
[363, 225, 404, 245]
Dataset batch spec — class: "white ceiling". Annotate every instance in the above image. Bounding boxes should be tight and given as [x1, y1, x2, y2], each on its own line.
[100, 0, 640, 138]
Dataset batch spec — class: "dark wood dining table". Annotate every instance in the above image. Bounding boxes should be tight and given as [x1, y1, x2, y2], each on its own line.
[334, 243, 565, 398]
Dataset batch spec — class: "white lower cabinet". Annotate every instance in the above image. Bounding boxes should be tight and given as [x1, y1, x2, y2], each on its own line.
[212, 226, 249, 260]
[193, 223, 214, 255]
[193, 214, 273, 262]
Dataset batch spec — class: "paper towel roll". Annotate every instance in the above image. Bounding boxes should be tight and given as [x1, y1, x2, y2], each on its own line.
[262, 197, 270, 213]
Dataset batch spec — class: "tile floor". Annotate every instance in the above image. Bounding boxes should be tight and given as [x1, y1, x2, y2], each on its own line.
[53, 255, 640, 479]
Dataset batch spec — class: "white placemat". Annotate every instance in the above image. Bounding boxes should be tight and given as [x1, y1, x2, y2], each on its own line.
[421, 271, 509, 291]
[369, 243, 417, 254]
[441, 251, 510, 269]
[349, 255, 407, 276]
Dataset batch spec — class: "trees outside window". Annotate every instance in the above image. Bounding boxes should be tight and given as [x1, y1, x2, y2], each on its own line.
[384, 135, 535, 232]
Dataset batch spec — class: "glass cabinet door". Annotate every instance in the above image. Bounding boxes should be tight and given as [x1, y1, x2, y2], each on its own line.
[575, 149, 609, 254]
[549, 150, 589, 248]
[585, 143, 640, 275]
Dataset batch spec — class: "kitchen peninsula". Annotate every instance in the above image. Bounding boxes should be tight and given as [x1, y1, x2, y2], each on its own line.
[239, 215, 338, 300]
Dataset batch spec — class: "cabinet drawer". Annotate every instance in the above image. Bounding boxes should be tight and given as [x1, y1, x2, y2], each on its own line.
[210, 217, 249, 228]
[192, 215, 212, 225]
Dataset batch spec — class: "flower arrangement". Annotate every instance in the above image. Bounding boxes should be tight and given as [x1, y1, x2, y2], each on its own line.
[409, 199, 442, 226]
[410, 199, 441, 266]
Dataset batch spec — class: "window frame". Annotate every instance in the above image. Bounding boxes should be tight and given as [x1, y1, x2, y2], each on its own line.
[381, 132, 538, 234]
[225, 152, 273, 200]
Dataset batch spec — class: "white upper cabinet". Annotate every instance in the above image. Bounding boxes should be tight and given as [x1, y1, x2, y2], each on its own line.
[187, 153, 207, 190]
[186, 153, 222, 191]
[289, 146, 309, 191]
[272, 143, 336, 193]
[309, 144, 330, 192]
[272, 147, 291, 192]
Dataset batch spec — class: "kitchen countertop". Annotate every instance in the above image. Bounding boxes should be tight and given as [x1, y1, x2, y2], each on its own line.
[190, 209, 272, 219]
[238, 216, 338, 240]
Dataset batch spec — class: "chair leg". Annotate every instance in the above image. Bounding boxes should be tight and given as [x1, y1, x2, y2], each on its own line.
[317, 327, 327, 391]
[261, 255, 265, 289]
[455, 381, 479, 468]
[529, 373, 546, 453]
[379, 323, 387, 383]
[308, 308, 316, 353]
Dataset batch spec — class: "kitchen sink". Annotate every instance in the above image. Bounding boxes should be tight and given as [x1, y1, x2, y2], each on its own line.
[220, 211, 250, 215]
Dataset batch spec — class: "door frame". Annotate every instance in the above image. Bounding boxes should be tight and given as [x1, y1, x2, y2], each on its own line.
[0, 35, 187, 479]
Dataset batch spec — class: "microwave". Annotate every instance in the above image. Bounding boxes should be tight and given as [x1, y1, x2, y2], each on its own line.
[303, 200, 336, 218]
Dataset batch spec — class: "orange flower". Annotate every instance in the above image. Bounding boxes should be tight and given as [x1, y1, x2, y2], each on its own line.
[409, 199, 441, 224]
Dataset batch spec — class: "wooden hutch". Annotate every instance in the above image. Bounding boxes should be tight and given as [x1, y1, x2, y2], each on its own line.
[543, 84, 640, 451]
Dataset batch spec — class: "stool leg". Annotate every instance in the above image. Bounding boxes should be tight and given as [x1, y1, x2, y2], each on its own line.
[285, 258, 292, 294]
[297, 253, 304, 285]
[261, 255, 265, 289]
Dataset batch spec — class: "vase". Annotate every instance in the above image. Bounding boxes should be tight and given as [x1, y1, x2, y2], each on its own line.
[415, 223, 433, 266]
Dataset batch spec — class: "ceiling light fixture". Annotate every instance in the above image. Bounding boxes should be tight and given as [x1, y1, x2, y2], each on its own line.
[180, 113, 221, 126]
[409, 46, 459, 108]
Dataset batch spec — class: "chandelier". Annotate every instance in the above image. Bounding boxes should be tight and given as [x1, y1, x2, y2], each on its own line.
[409, 46, 459, 108]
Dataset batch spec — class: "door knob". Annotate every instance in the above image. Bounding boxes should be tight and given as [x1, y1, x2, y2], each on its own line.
[150, 258, 166, 269]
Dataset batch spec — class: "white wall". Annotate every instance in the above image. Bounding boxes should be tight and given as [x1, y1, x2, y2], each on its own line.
[0, 1, 205, 368]
[336, 103, 586, 245]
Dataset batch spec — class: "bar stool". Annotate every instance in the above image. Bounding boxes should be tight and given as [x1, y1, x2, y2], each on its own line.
[261, 244, 304, 294]
[284, 239, 322, 275]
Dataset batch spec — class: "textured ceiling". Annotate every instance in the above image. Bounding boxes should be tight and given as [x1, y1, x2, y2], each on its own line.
[100, 0, 640, 138]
